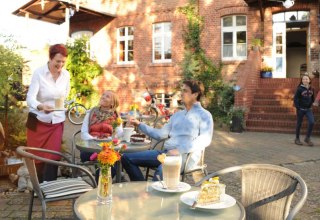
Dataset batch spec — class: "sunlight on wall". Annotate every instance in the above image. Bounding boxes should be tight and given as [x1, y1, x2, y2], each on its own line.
[90, 27, 111, 66]
[204, 0, 214, 6]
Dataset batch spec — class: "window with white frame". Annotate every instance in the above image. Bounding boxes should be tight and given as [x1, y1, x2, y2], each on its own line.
[221, 15, 247, 60]
[153, 22, 172, 63]
[117, 26, 134, 64]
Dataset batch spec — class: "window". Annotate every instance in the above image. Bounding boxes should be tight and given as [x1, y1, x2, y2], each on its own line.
[117, 26, 134, 64]
[221, 15, 247, 60]
[153, 22, 172, 63]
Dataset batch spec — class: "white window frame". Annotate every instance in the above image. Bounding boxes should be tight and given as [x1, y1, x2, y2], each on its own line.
[117, 26, 134, 64]
[152, 22, 172, 63]
[221, 15, 247, 61]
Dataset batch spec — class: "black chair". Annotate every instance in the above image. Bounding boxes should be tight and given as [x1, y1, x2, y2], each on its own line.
[16, 146, 96, 220]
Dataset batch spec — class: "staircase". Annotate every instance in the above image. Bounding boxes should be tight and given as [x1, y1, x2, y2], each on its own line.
[246, 78, 320, 134]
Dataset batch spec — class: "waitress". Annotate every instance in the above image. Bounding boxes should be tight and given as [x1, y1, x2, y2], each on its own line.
[26, 44, 70, 182]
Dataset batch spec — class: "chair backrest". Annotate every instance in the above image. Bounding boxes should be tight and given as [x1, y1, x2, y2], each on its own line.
[16, 146, 97, 193]
[195, 164, 308, 220]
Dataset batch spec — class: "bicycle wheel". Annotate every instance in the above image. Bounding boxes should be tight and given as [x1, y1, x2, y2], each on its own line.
[153, 115, 168, 128]
[68, 104, 87, 125]
[140, 106, 158, 126]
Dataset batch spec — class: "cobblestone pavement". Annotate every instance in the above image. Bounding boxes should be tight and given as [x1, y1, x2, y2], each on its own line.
[1, 121, 320, 219]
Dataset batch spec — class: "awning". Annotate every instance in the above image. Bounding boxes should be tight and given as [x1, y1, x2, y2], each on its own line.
[12, 0, 116, 25]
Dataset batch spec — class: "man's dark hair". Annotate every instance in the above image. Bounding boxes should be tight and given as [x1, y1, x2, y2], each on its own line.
[183, 80, 204, 101]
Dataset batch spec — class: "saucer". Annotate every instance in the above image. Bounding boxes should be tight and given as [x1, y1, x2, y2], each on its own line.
[180, 191, 236, 209]
[151, 181, 191, 193]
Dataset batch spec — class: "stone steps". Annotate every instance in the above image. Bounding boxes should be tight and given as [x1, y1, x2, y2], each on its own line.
[246, 78, 320, 134]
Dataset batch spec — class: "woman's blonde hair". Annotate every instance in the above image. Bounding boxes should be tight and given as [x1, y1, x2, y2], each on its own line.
[103, 90, 119, 110]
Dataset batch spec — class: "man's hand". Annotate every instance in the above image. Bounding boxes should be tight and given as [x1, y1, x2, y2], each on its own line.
[313, 102, 319, 107]
[167, 149, 180, 156]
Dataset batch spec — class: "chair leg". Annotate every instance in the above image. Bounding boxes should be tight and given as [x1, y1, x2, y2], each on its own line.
[181, 173, 186, 182]
[28, 191, 34, 220]
[41, 200, 47, 220]
[145, 167, 150, 181]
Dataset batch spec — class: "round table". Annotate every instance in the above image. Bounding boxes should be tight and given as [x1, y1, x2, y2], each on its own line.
[75, 137, 151, 183]
[74, 182, 245, 220]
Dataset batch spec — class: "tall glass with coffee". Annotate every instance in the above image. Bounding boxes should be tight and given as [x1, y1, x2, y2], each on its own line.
[162, 154, 182, 189]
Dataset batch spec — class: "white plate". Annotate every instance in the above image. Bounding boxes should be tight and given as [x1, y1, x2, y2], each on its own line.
[180, 191, 236, 209]
[94, 137, 112, 142]
[151, 181, 191, 193]
[130, 140, 151, 145]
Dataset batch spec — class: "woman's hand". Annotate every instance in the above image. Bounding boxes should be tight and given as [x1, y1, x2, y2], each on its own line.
[128, 117, 140, 127]
[37, 104, 54, 114]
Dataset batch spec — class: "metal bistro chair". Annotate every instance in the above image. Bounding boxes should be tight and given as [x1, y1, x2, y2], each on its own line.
[71, 130, 98, 177]
[16, 146, 97, 220]
[181, 148, 208, 182]
[195, 164, 308, 220]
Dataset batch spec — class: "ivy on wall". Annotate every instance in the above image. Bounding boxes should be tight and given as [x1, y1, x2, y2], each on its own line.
[177, 0, 244, 127]
[66, 37, 103, 108]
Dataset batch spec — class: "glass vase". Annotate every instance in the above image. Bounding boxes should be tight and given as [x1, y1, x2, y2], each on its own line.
[97, 166, 112, 204]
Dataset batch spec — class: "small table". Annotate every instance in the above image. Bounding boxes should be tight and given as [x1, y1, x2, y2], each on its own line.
[75, 137, 151, 183]
[74, 182, 246, 220]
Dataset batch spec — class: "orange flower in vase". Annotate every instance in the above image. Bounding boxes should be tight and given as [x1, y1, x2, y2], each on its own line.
[96, 140, 126, 204]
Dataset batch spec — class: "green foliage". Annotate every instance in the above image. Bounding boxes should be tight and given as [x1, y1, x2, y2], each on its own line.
[251, 38, 263, 47]
[0, 36, 26, 105]
[178, 1, 241, 127]
[66, 37, 103, 108]
[0, 34, 27, 148]
[261, 66, 273, 72]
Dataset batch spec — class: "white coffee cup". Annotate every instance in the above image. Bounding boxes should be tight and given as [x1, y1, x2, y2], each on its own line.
[123, 127, 135, 142]
[54, 96, 64, 110]
[162, 154, 182, 189]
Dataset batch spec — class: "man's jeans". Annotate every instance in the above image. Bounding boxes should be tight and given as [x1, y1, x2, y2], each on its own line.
[121, 150, 167, 181]
[296, 108, 314, 139]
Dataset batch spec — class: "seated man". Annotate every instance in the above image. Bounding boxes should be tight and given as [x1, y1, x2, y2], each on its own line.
[122, 80, 213, 181]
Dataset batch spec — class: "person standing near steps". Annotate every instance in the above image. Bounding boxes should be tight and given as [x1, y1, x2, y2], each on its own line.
[294, 74, 315, 146]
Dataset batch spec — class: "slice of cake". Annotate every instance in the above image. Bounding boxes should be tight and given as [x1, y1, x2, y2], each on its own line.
[130, 134, 146, 143]
[197, 177, 221, 205]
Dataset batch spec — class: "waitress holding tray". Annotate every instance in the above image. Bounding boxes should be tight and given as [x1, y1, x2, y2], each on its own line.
[26, 44, 70, 182]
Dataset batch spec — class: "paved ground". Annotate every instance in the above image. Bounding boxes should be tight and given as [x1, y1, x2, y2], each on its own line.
[1, 121, 320, 219]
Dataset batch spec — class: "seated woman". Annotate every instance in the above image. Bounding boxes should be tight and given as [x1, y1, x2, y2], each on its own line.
[80, 90, 123, 179]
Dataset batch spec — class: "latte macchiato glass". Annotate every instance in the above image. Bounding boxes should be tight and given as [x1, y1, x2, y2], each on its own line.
[162, 155, 182, 189]
[54, 96, 64, 110]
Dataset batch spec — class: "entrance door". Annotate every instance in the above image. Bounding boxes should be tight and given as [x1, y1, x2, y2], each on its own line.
[273, 22, 286, 78]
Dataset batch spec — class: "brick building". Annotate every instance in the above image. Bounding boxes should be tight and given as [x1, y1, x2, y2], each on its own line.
[14, 0, 320, 133]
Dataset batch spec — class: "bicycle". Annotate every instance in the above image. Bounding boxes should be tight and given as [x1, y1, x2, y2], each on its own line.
[64, 93, 87, 125]
[142, 89, 183, 128]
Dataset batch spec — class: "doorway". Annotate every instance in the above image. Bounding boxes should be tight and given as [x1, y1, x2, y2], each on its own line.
[272, 11, 310, 78]
[286, 26, 307, 78]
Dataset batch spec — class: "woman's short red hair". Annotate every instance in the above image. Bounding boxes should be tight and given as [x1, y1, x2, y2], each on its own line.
[49, 44, 68, 59]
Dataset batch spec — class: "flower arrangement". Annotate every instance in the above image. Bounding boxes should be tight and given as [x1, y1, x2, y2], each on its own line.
[129, 104, 139, 111]
[261, 66, 273, 72]
[94, 138, 127, 204]
[112, 117, 123, 132]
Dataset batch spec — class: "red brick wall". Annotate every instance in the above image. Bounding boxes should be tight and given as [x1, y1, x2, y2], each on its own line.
[70, 0, 320, 111]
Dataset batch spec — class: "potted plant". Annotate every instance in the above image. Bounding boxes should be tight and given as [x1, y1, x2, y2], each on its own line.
[251, 38, 263, 51]
[260, 66, 273, 78]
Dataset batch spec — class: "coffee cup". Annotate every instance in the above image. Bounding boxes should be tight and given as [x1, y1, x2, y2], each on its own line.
[123, 127, 135, 142]
[162, 154, 182, 189]
[54, 96, 64, 110]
